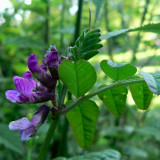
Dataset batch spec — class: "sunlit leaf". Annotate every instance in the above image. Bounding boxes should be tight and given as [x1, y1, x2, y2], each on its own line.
[68, 29, 103, 60]
[139, 71, 160, 95]
[66, 100, 99, 148]
[59, 60, 96, 98]
[101, 23, 160, 40]
[101, 29, 129, 40]
[130, 23, 160, 33]
[100, 60, 137, 81]
[98, 85, 128, 116]
[129, 81, 153, 110]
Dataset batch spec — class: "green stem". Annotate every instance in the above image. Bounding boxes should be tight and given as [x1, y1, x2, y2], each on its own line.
[58, 85, 67, 110]
[60, 78, 144, 114]
[38, 119, 58, 160]
[27, 149, 31, 160]
[38, 84, 67, 160]
[27, 139, 33, 160]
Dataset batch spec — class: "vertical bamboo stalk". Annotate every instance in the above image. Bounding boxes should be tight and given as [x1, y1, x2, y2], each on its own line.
[74, 0, 84, 41]
[44, 0, 50, 45]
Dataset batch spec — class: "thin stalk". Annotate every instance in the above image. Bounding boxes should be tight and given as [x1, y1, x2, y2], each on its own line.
[131, 0, 150, 63]
[27, 138, 33, 160]
[44, 0, 50, 45]
[60, 0, 66, 50]
[58, 85, 67, 110]
[89, 8, 91, 30]
[103, 0, 113, 60]
[57, 116, 69, 156]
[38, 119, 58, 160]
[27, 148, 31, 160]
[74, 0, 84, 42]
[60, 78, 145, 114]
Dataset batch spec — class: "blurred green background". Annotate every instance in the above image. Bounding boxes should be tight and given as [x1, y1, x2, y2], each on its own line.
[1, 0, 160, 159]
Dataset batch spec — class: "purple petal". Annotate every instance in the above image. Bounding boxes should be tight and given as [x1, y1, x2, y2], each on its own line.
[31, 105, 50, 125]
[19, 94, 30, 102]
[9, 117, 32, 130]
[5, 90, 21, 103]
[23, 71, 33, 80]
[47, 47, 58, 67]
[45, 45, 59, 80]
[23, 71, 39, 88]
[42, 58, 47, 65]
[28, 54, 40, 72]
[20, 125, 36, 141]
[40, 64, 47, 71]
[13, 76, 33, 97]
[31, 114, 41, 125]
[20, 105, 50, 141]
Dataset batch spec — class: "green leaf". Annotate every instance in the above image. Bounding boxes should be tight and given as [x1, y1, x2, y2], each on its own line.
[101, 23, 160, 40]
[68, 29, 103, 60]
[66, 100, 99, 148]
[100, 29, 129, 40]
[100, 60, 137, 81]
[0, 123, 24, 154]
[59, 60, 96, 98]
[129, 81, 153, 110]
[139, 71, 160, 95]
[130, 23, 160, 33]
[98, 85, 128, 116]
[53, 149, 121, 160]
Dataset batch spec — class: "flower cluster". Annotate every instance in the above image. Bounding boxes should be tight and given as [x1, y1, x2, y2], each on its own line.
[5, 45, 60, 141]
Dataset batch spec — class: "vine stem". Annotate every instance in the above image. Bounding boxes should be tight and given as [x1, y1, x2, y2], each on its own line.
[37, 84, 67, 160]
[38, 119, 58, 160]
[60, 78, 145, 114]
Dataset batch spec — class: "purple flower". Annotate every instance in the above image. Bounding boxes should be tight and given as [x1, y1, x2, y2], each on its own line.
[5, 71, 38, 103]
[28, 54, 56, 89]
[43, 45, 60, 80]
[9, 105, 50, 141]
[5, 71, 52, 103]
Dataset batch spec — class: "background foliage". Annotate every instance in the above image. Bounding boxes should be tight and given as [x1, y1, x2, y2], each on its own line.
[1, 0, 160, 159]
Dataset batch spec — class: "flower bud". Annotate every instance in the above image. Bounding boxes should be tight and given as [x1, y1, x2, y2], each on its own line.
[44, 45, 60, 80]
[34, 91, 52, 103]
[28, 54, 56, 89]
